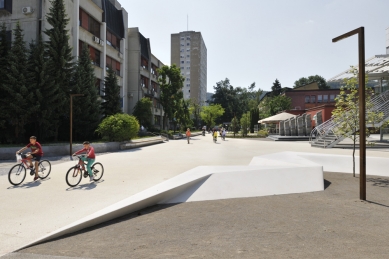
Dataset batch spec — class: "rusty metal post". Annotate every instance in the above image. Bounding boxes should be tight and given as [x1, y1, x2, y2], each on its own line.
[332, 27, 366, 200]
[358, 28, 366, 200]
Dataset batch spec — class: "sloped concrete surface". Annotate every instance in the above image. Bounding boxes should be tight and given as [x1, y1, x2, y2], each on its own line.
[1, 136, 388, 257]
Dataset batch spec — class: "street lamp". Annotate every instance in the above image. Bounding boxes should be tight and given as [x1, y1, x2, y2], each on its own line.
[332, 27, 366, 200]
[70, 94, 84, 156]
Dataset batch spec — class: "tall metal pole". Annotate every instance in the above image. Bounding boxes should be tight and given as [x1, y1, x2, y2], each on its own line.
[333, 27, 366, 200]
[358, 28, 366, 200]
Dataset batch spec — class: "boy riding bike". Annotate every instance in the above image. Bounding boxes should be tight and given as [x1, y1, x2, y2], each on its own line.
[16, 136, 43, 181]
[72, 141, 95, 182]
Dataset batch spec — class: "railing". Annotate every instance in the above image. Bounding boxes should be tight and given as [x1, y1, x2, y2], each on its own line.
[310, 90, 389, 148]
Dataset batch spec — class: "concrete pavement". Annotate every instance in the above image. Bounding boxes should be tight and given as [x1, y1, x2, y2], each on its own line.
[0, 134, 388, 257]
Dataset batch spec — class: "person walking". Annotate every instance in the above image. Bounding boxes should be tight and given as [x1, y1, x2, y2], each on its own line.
[186, 128, 191, 144]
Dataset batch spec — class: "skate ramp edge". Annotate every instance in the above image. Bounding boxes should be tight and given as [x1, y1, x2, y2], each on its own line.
[17, 152, 325, 251]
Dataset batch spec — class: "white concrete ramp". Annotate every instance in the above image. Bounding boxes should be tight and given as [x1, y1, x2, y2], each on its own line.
[19, 151, 326, 250]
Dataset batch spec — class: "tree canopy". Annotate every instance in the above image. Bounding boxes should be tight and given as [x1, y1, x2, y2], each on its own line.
[293, 75, 329, 89]
[157, 64, 184, 130]
[271, 79, 282, 96]
[102, 67, 122, 117]
[200, 104, 225, 128]
[258, 95, 292, 119]
[133, 97, 153, 129]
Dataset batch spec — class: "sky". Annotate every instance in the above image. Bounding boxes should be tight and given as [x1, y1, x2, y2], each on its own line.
[121, 0, 389, 93]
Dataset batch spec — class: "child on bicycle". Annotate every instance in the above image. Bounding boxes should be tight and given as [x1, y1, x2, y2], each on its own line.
[16, 136, 43, 181]
[73, 141, 95, 182]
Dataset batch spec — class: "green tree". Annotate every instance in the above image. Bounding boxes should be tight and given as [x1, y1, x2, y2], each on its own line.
[175, 99, 192, 131]
[0, 23, 10, 140]
[293, 75, 329, 89]
[189, 99, 202, 129]
[96, 113, 139, 141]
[240, 111, 250, 137]
[133, 97, 152, 129]
[271, 79, 282, 96]
[258, 95, 292, 119]
[72, 44, 101, 141]
[231, 116, 239, 138]
[157, 64, 184, 130]
[200, 104, 225, 128]
[44, 0, 74, 141]
[102, 67, 122, 117]
[27, 35, 56, 141]
[3, 22, 39, 141]
[332, 68, 383, 177]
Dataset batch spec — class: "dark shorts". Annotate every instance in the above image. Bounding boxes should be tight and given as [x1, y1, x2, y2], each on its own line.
[31, 154, 42, 161]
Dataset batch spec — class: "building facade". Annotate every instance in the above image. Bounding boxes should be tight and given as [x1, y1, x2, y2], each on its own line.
[127, 27, 164, 129]
[171, 31, 207, 105]
[0, 0, 128, 112]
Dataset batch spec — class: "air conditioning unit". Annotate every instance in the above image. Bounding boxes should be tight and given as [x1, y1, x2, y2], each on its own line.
[22, 7, 34, 14]
[99, 40, 104, 46]
[93, 36, 100, 44]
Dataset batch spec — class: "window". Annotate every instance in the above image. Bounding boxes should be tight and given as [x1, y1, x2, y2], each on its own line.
[187, 48, 190, 51]
[79, 9, 100, 38]
[187, 43, 190, 46]
[330, 94, 335, 102]
[180, 66, 184, 70]
[95, 79, 102, 95]
[0, 0, 4, 9]
[323, 95, 328, 102]
[79, 41, 100, 67]
[141, 57, 148, 70]
[186, 61, 190, 64]
[186, 84, 190, 87]
[186, 67, 190, 69]
[310, 95, 316, 103]
[186, 78, 190, 81]
[187, 55, 190, 57]
[186, 37, 190, 40]
[106, 30, 120, 51]
[305, 96, 310, 103]
[181, 37, 184, 40]
[180, 49, 184, 52]
[180, 55, 184, 58]
[317, 95, 322, 103]
[106, 56, 121, 76]
[181, 61, 184, 64]
[180, 43, 184, 46]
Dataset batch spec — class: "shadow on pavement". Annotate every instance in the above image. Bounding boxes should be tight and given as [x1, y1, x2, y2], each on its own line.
[367, 177, 389, 188]
[365, 200, 389, 208]
[7, 180, 42, 189]
[324, 179, 331, 190]
[66, 182, 98, 191]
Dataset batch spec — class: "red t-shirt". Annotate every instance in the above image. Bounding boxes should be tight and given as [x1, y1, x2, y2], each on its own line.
[74, 146, 95, 159]
[26, 142, 43, 156]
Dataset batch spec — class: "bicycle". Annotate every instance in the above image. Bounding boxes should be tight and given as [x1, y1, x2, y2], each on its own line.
[8, 153, 52, 186]
[66, 155, 104, 187]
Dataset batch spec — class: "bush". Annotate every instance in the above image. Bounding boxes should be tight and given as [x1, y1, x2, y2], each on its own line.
[257, 129, 269, 137]
[96, 113, 139, 141]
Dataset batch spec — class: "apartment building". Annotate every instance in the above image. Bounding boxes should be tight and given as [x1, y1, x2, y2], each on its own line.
[127, 27, 164, 129]
[171, 31, 207, 105]
[0, 0, 128, 112]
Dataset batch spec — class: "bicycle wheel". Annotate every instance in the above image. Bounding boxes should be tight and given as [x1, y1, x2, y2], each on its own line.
[38, 160, 51, 179]
[66, 166, 82, 187]
[91, 162, 104, 181]
[8, 164, 26, 186]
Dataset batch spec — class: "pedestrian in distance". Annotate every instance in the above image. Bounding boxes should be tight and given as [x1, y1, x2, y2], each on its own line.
[15, 136, 43, 181]
[213, 129, 218, 143]
[186, 128, 191, 144]
[73, 141, 96, 182]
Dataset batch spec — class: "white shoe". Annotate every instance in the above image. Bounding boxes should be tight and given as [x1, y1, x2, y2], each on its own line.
[90, 175, 94, 182]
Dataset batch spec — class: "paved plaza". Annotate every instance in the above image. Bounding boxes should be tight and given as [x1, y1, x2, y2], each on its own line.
[1, 135, 389, 258]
